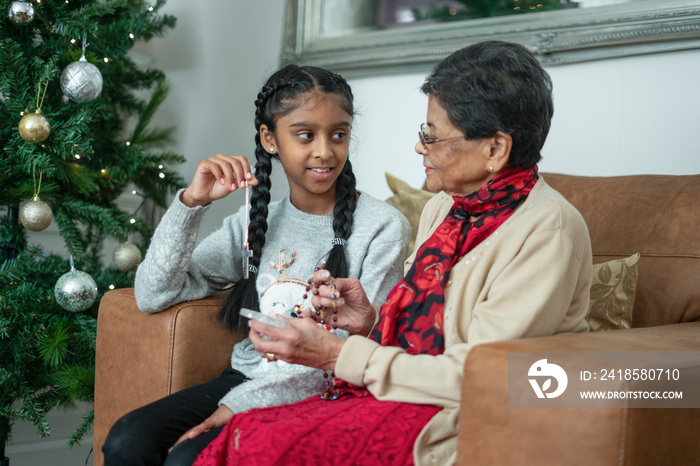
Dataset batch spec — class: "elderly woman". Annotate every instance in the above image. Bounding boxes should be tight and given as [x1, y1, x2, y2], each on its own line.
[192, 40, 592, 466]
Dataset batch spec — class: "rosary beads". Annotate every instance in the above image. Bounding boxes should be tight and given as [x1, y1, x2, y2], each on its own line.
[303, 271, 338, 330]
[301, 268, 341, 400]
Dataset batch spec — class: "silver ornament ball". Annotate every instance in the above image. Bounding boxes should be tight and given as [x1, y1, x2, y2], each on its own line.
[18, 110, 51, 143]
[54, 270, 98, 312]
[20, 196, 53, 231]
[8, 1, 34, 24]
[113, 242, 142, 272]
[61, 57, 103, 103]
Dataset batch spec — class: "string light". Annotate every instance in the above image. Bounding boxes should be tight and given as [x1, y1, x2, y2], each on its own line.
[109, 284, 115, 290]
[129, 33, 135, 39]
[158, 173, 165, 179]
[129, 218, 136, 224]
[103, 57, 109, 63]
[158, 164, 163, 169]
[71, 38, 76, 44]
[125, 141, 131, 146]
[74, 154, 81, 160]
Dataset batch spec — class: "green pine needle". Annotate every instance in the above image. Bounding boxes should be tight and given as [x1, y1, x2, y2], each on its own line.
[39, 323, 71, 369]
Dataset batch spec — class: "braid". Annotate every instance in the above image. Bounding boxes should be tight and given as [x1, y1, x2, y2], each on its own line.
[325, 160, 357, 278]
[218, 84, 281, 331]
[247, 149, 272, 267]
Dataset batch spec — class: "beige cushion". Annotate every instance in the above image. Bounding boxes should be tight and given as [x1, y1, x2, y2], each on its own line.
[587, 254, 640, 331]
[384, 172, 436, 253]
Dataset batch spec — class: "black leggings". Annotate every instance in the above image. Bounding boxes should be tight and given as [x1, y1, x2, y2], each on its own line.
[102, 368, 248, 466]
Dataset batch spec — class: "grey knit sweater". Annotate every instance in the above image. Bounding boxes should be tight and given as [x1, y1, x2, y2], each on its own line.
[134, 189, 410, 413]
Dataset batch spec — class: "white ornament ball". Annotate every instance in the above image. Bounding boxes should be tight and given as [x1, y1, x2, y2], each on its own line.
[18, 110, 51, 143]
[20, 196, 53, 231]
[8, 1, 34, 24]
[54, 269, 98, 312]
[112, 242, 142, 272]
[61, 57, 103, 103]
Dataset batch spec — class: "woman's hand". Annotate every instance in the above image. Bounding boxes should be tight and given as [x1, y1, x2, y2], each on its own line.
[181, 154, 258, 208]
[305, 269, 376, 337]
[168, 404, 234, 452]
[248, 317, 345, 371]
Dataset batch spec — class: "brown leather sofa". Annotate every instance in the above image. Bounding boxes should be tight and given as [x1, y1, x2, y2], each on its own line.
[93, 173, 700, 466]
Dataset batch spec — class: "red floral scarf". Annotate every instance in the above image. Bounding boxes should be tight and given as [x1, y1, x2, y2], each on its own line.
[369, 166, 539, 355]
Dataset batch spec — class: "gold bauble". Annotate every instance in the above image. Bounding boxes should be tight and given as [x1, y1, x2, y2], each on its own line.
[112, 242, 142, 272]
[20, 196, 53, 231]
[18, 110, 51, 143]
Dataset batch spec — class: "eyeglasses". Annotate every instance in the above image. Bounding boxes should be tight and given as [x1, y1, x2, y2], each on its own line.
[418, 123, 465, 148]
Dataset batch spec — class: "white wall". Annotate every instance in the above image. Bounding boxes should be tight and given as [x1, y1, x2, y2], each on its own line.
[348, 49, 700, 201]
[145, 0, 289, 238]
[140, 3, 700, 233]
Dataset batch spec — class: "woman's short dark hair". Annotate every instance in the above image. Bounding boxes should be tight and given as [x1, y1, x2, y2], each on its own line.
[421, 41, 554, 168]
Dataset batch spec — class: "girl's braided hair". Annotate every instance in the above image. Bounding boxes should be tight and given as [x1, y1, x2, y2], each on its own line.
[218, 64, 357, 331]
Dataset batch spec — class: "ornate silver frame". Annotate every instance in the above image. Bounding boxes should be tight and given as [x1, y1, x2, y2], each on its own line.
[281, 0, 700, 75]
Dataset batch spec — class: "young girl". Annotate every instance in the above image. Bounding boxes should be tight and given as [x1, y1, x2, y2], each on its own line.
[101, 65, 410, 466]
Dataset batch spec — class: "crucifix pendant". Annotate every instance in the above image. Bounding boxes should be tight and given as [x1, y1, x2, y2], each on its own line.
[243, 182, 253, 278]
[243, 246, 253, 279]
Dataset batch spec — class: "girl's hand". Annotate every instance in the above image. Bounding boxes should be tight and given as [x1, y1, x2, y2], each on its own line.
[305, 269, 376, 337]
[168, 404, 234, 452]
[181, 154, 258, 208]
[248, 317, 345, 372]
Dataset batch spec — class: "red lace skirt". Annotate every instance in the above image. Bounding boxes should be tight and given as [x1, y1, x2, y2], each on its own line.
[193, 393, 441, 466]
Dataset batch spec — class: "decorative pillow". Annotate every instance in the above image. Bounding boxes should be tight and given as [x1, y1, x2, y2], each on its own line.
[384, 172, 436, 253]
[587, 253, 640, 331]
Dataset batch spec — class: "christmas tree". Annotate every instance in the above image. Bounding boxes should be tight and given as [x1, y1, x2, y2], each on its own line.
[0, 0, 185, 460]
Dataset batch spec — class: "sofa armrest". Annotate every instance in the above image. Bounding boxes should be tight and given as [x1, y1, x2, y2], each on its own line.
[93, 289, 244, 466]
[457, 322, 700, 466]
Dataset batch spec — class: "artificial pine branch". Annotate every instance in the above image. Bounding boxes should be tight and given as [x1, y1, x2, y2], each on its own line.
[131, 78, 174, 147]
[67, 409, 93, 448]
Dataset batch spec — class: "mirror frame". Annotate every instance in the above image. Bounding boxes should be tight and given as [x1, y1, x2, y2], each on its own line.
[281, 0, 700, 76]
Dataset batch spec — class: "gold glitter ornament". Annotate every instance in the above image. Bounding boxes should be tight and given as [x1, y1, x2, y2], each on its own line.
[18, 109, 51, 143]
[112, 242, 142, 271]
[20, 195, 53, 231]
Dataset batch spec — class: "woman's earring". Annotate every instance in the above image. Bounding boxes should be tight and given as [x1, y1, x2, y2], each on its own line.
[488, 166, 494, 173]
[269, 147, 275, 153]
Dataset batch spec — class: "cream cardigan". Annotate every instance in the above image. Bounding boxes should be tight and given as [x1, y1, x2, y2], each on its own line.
[335, 177, 592, 465]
